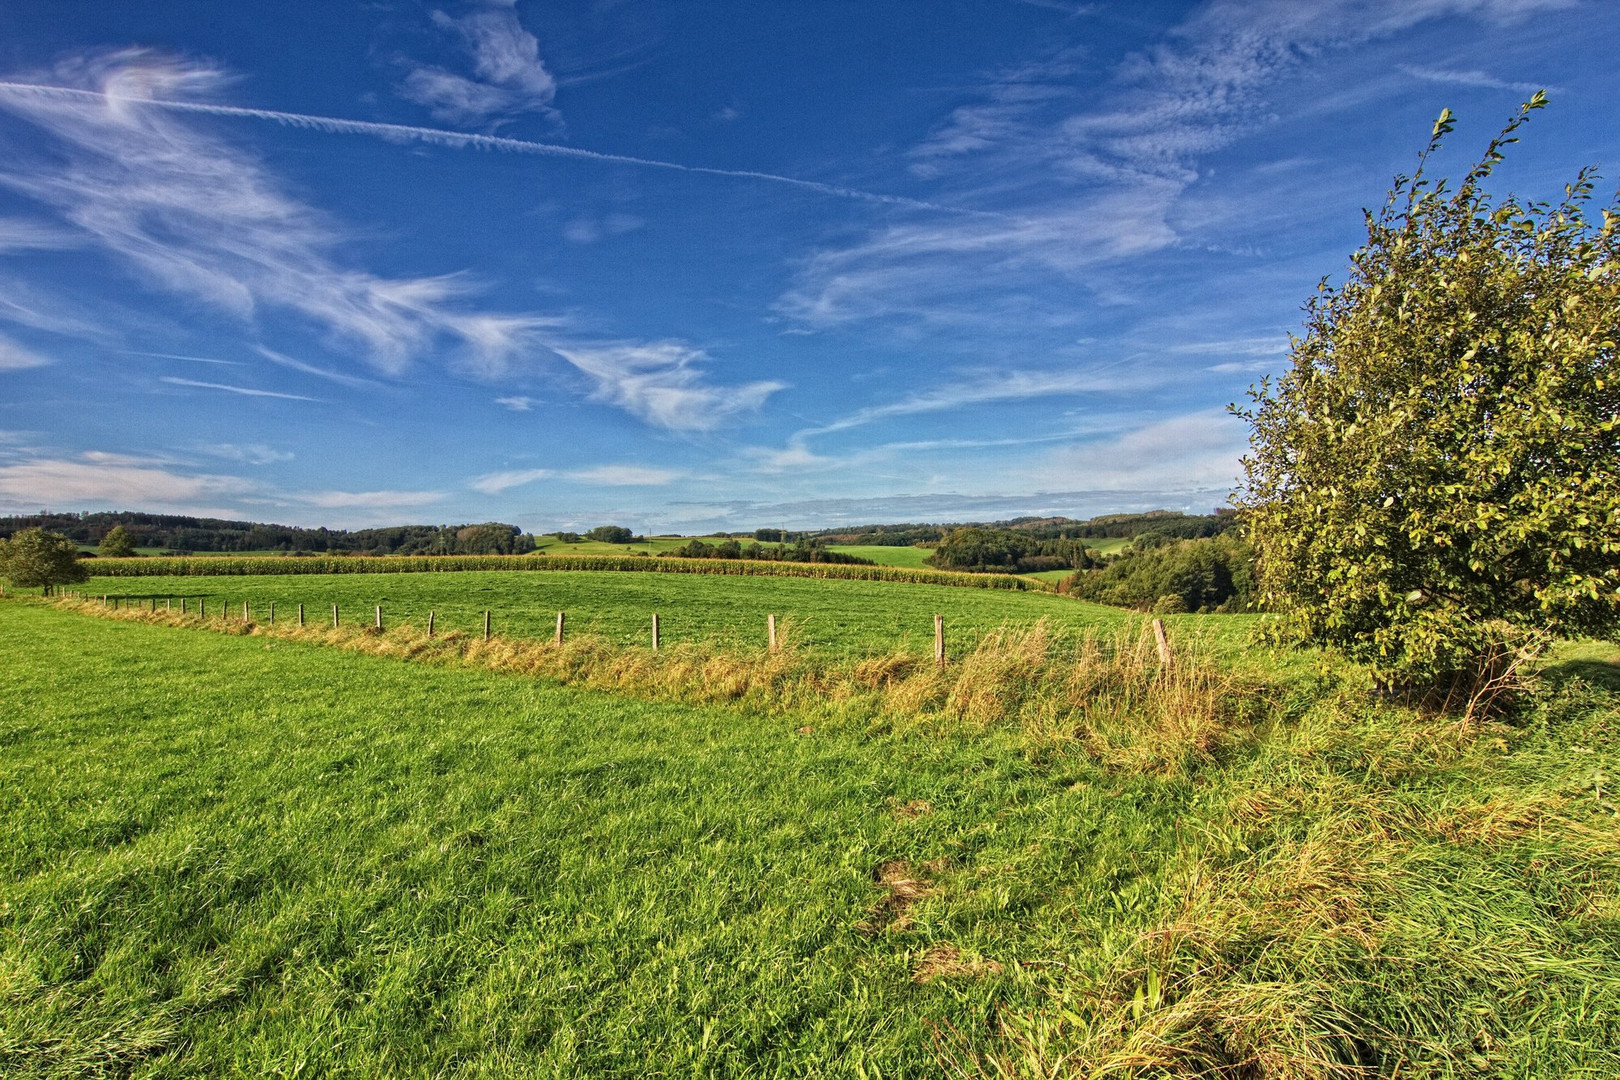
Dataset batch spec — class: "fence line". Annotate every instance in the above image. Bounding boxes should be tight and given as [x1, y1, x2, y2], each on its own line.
[37, 590, 1175, 671]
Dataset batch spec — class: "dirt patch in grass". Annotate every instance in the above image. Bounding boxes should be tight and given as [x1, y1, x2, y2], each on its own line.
[913, 944, 1002, 983]
[859, 861, 933, 934]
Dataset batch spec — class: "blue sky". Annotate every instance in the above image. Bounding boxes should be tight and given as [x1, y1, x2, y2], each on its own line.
[0, 0, 1612, 533]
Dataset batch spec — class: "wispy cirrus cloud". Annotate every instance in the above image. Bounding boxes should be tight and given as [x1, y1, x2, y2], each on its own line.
[470, 467, 552, 494]
[158, 376, 321, 402]
[293, 489, 446, 510]
[0, 332, 50, 370]
[797, 367, 1138, 441]
[200, 442, 293, 466]
[570, 465, 681, 486]
[1398, 63, 1548, 93]
[552, 341, 784, 432]
[0, 216, 78, 252]
[0, 51, 562, 377]
[400, 4, 559, 127]
[469, 462, 680, 494]
[494, 395, 536, 411]
[782, 0, 1576, 334]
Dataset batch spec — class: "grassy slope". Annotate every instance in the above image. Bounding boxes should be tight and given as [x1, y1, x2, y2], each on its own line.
[80, 568, 1147, 657]
[5, 601, 1618, 1076]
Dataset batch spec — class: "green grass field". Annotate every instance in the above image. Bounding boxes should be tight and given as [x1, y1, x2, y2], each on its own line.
[6, 591, 1619, 1077]
[80, 568, 1135, 657]
[824, 544, 934, 569]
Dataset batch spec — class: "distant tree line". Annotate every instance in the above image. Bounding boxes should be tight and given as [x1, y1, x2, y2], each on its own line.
[807, 511, 1236, 549]
[664, 538, 873, 565]
[0, 512, 534, 555]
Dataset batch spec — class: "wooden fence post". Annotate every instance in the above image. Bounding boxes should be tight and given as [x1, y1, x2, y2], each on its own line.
[332, 604, 339, 629]
[935, 613, 945, 668]
[484, 611, 491, 640]
[298, 603, 304, 627]
[768, 614, 777, 651]
[180, 597, 186, 614]
[199, 598, 205, 618]
[555, 611, 565, 645]
[652, 612, 660, 652]
[427, 610, 435, 637]
[375, 605, 382, 630]
[268, 602, 274, 626]
[243, 601, 250, 623]
[1152, 618, 1173, 667]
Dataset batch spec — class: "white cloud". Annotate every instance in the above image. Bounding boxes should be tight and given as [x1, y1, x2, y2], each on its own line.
[0, 50, 553, 377]
[494, 395, 536, 411]
[400, 7, 558, 126]
[1398, 64, 1548, 93]
[561, 213, 644, 244]
[0, 333, 49, 370]
[201, 443, 294, 465]
[796, 367, 1140, 442]
[569, 465, 680, 486]
[0, 217, 78, 252]
[553, 341, 784, 432]
[293, 489, 446, 509]
[470, 467, 551, 494]
[159, 376, 321, 402]
[0, 453, 253, 509]
[256, 347, 382, 389]
[782, 0, 1574, 333]
[1048, 409, 1248, 491]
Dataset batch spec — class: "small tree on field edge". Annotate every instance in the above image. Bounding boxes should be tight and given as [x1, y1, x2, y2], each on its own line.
[1233, 94, 1620, 710]
[0, 528, 91, 595]
[98, 525, 137, 557]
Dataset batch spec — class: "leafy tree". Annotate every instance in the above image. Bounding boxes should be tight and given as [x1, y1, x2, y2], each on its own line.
[0, 528, 90, 594]
[1063, 535, 1254, 614]
[586, 525, 635, 544]
[1234, 95, 1619, 698]
[97, 525, 137, 557]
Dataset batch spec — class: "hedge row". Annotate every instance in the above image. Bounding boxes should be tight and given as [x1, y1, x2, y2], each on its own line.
[85, 554, 1041, 591]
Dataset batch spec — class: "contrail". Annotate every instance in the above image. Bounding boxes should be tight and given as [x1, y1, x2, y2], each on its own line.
[0, 80, 999, 218]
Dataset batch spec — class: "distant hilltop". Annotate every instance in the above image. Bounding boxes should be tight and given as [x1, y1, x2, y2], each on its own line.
[0, 512, 533, 556]
[0, 508, 1237, 555]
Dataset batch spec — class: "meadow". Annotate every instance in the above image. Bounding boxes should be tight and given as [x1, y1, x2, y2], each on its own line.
[76, 567, 1125, 658]
[4, 581, 1620, 1077]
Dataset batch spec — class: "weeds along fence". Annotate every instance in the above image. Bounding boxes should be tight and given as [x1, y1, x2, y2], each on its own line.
[48, 595, 1240, 774]
[84, 554, 1042, 590]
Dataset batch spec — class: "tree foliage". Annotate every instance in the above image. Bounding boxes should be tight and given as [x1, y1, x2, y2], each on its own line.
[926, 527, 1100, 574]
[1234, 95, 1620, 689]
[0, 528, 90, 593]
[586, 525, 636, 544]
[97, 525, 137, 557]
[1062, 535, 1255, 614]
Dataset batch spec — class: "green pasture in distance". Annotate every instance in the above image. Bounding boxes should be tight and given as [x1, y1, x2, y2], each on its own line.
[529, 535, 714, 557]
[83, 569, 1157, 657]
[824, 544, 933, 569]
[1020, 569, 1074, 585]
